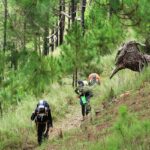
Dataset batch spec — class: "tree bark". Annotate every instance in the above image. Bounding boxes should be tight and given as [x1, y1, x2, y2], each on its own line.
[23, 12, 26, 51]
[59, 0, 65, 45]
[71, 0, 76, 87]
[71, 0, 76, 23]
[72, 71, 75, 87]
[3, 0, 8, 52]
[109, 0, 120, 18]
[43, 13, 49, 55]
[68, 3, 71, 29]
[34, 35, 38, 52]
[43, 26, 49, 55]
[38, 35, 41, 56]
[71, 0, 78, 87]
[55, 22, 59, 47]
[0, 102, 2, 117]
[50, 30, 54, 52]
[81, 0, 86, 34]
[109, 0, 113, 18]
[75, 67, 78, 87]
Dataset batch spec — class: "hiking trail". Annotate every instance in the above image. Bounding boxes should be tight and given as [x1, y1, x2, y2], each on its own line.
[24, 104, 83, 150]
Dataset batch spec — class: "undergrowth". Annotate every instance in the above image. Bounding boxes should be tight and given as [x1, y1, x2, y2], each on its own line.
[0, 84, 76, 150]
[86, 106, 150, 150]
[1, 52, 150, 149]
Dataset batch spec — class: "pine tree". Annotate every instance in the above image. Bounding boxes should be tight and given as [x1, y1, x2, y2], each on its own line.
[61, 22, 96, 87]
[3, 0, 8, 53]
[86, 1, 125, 56]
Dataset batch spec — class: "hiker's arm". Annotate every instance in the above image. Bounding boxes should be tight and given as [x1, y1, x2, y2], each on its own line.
[31, 112, 36, 121]
[89, 91, 93, 97]
[48, 109, 53, 127]
[31, 109, 37, 121]
[75, 88, 80, 95]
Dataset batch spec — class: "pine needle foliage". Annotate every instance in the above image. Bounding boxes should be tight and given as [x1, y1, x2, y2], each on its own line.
[60, 22, 97, 77]
[21, 52, 60, 96]
[86, 1, 125, 56]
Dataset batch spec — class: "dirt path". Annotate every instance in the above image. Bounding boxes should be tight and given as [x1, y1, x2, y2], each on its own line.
[49, 105, 82, 140]
[24, 105, 83, 150]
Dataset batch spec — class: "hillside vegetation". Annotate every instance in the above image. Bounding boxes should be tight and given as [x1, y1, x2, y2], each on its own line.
[0, 0, 150, 150]
[1, 53, 150, 150]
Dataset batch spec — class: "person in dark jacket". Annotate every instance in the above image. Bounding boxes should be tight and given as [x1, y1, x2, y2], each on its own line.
[31, 100, 53, 145]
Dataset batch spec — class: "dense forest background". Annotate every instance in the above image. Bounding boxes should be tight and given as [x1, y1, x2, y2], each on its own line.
[0, 0, 149, 112]
[0, 0, 150, 149]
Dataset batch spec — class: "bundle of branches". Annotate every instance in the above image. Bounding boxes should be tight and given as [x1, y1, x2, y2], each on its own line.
[110, 41, 150, 79]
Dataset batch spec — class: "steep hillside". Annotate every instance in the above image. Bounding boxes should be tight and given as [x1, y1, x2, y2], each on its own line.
[45, 82, 150, 150]
[1, 51, 150, 150]
[0, 0, 150, 150]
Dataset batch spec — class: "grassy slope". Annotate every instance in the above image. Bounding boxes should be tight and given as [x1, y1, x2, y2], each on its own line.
[46, 84, 150, 150]
[0, 52, 150, 150]
[0, 82, 77, 150]
[45, 54, 150, 150]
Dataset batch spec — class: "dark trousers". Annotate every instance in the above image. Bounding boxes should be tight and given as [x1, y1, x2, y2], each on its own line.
[81, 102, 91, 117]
[81, 104, 88, 117]
[36, 122, 49, 145]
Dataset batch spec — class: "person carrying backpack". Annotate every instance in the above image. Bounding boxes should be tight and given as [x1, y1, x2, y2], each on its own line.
[31, 100, 53, 145]
[75, 81, 93, 120]
[88, 73, 101, 86]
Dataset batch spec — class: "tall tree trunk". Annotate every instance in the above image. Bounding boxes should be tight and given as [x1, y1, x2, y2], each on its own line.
[109, 0, 113, 18]
[3, 0, 8, 53]
[81, 0, 86, 34]
[68, 3, 71, 29]
[72, 68, 78, 88]
[71, 0, 76, 23]
[43, 26, 49, 55]
[59, 0, 65, 45]
[75, 23, 78, 87]
[34, 35, 37, 52]
[51, 29, 54, 52]
[75, 67, 78, 87]
[55, 22, 59, 47]
[72, 70, 75, 87]
[109, 0, 120, 18]
[23, 19, 26, 50]
[71, 0, 77, 87]
[71, 1, 78, 87]
[0, 102, 2, 117]
[43, 13, 49, 55]
[38, 35, 41, 56]
[10, 43, 18, 70]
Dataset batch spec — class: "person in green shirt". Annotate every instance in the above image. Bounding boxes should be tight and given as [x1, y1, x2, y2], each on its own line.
[75, 80, 93, 120]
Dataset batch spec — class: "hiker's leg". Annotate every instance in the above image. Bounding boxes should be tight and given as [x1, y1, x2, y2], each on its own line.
[85, 103, 88, 115]
[44, 122, 49, 139]
[81, 104, 86, 118]
[38, 124, 46, 145]
[86, 102, 91, 115]
[37, 124, 43, 145]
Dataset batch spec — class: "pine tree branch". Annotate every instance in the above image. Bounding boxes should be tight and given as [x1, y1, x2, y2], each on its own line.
[119, 18, 141, 26]
[60, 11, 71, 19]
[94, 0, 109, 7]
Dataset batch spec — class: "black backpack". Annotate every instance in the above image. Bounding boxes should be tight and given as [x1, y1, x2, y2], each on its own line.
[36, 105, 48, 123]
